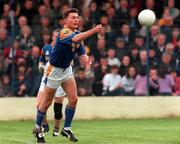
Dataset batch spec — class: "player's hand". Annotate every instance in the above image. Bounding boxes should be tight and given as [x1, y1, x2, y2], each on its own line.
[85, 57, 93, 71]
[94, 24, 104, 33]
[38, 64, 45, 74]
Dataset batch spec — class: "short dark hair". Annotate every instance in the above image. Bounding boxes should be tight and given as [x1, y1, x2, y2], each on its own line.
[53, 28, 60, 33]
[63, 8, 79, 18]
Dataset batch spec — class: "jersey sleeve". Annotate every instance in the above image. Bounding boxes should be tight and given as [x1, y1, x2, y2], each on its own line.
[39, 46, 46, 63]
[59, 29, 80, 45]
[76, 42, 86, 56]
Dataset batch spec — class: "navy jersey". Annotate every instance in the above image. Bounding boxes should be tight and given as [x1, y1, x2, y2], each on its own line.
[39, 44, 53, 64]
[49, 27, 86, 68]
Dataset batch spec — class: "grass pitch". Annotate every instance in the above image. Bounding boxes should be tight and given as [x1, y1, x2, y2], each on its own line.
[0, 119, 180, 144]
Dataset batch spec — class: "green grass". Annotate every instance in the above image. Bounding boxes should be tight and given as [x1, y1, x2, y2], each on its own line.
[0, 119, 180, 144]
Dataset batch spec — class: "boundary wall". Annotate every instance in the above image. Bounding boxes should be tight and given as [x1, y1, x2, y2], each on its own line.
[0, 97, 180, 120]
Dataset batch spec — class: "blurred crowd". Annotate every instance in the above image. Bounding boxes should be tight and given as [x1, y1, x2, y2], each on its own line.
[0, 0, 180, 97]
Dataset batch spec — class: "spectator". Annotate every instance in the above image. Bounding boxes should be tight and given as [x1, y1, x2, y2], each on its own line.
[116, 0, 129, 22]
[0, 28, 11, 50]
[51, 0, 61, 26]
[0, 18, 8, 29]
[15, 16, 28, 36]
[26, 45, 41, 96]
[81, 8, 93, 30]
[19, 0, 36, 25]
[122, 66, 136, 95]
[149, 68, 159, 96]
[170, 69, 179, 95]
[107, 48, 121, 67]
[135, 50, 147, 73]
[145, 0, 155, 10]
[129, 45, 140, 64]
[119, 55, 131, 76]
[154, 33, 166, 60]
[40, 31, 51, 47]
[134, 66, 158, 96]
[129, 7, 139, 28]
[78, 16, 86, 32]
[174, 38, 180, 75]
[149, 48, 158, 67]
[159, 8, 173, 27]
[57, 16, 64, 29]
[32, 4, 51, 26]
[93, 56, 109, 96]
[159, 52, 173, 72]
[106, 6, 116, 28]
[34, 15, 52, 45]
[1, 3, 11, 21]
[157, 65, 175, 96]
[75, 67, 93, 96]
[150, 25, 160, 46]
[167, 0, 179, 19]
[134, 35, 145, 50]
[15, 25, 36, 51]
[0, 73, 13, 97]
[102, 65, 124, 96]
[165, 43, 177, 65]
[99, 15, 111, 33]
[14, 73, 31, 96]
[4, 39, 24, 64]
[89, 1, 100, 24]
[115, 37, 128, 60]
[92, 38, 107, 61]
[170, 27, 179, 46]
[174, 76, 180, 96]
[112, 23, 134, 46]
[0, 0, 179, 97]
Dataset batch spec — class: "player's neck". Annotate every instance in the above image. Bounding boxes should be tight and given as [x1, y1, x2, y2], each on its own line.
[64, 25, 76, 32]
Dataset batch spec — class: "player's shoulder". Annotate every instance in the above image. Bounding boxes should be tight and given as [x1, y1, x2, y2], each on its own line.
[60, 27, 74, 39]
[42, 44, 52, 51]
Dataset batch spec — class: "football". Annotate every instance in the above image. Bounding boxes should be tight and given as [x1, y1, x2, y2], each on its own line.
[138, 9, 156, 27]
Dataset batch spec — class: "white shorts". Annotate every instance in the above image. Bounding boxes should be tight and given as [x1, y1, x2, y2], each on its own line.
[44, 62, 73, 89]
[39, 76, 66, 97]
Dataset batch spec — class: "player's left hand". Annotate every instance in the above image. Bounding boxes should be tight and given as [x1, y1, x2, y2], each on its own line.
[85, 57, 93, 71]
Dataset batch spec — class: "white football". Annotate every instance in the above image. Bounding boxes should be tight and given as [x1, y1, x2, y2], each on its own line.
[138, 9, 156, 27]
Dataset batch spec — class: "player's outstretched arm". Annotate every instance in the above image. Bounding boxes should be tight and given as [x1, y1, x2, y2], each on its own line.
[79, 54, 92, 71]
[72, 25, 104, 42]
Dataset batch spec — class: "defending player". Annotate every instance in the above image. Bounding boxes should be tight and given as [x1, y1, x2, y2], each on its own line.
[37, 29, 65, 136]
[33, 8, 103, 143]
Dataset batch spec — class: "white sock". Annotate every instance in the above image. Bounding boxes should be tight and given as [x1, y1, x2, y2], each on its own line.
[64, 127, 71, 130]
[35, 124, 41, 130]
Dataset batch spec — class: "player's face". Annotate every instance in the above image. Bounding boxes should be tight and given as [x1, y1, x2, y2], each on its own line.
[65, 13, 79, 30]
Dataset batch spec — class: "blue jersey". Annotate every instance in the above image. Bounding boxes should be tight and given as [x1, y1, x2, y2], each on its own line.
[39, 44, 53, 64]
[49, 27, 86, 68]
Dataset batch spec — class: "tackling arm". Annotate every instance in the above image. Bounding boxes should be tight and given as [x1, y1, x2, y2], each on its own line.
[79, 54, 92, 71]
[72, 25, 103, 42]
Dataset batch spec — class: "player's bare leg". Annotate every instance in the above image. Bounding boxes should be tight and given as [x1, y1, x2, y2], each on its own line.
[53, 96, 64, 136]
[36, 91, 49, 133]
[61, 77, 78, 142]
[33, 86, 56, 143]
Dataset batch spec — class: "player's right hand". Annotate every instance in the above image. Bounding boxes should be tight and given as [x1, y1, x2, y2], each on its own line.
[94, 24, 104, 33]
[38, 64, 45, 74]
[85, 57, 93, 71]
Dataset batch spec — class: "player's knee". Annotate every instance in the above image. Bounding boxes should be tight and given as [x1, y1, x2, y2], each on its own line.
[69, 96, 78, 106]
[42, 101, 52, 111]
[54, 103, 63, 120]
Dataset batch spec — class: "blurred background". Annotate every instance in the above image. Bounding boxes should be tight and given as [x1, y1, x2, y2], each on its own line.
[0, 0, 180, 97]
